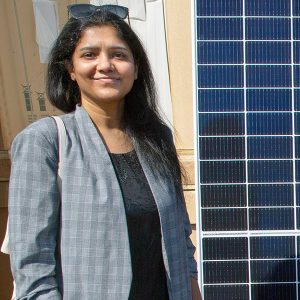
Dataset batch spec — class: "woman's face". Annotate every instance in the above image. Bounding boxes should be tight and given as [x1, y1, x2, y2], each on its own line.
[69, 25, 137, 107]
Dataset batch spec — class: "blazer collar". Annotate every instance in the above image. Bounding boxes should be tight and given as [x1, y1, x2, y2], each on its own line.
[74, 105, 114, 174]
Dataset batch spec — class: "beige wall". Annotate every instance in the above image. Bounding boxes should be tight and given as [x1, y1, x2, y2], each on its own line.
[0, 0, 71, 150]
[0, 1, 196, 298]
[165, 0, 194, 150]
[165, 0, 196, 247]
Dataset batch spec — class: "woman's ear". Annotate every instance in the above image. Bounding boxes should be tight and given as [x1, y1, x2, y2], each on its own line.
[70, 72, 76, 81]
[65, 60, 76, 81]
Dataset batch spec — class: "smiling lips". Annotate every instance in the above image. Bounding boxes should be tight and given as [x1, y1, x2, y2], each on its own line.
[94, 76, 120, 83]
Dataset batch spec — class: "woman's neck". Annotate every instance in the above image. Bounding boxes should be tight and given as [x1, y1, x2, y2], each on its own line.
[81, 98, 133, 153]
[81, 98, 124, 131]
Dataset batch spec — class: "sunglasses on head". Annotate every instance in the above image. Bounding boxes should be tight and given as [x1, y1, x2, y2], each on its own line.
[67, 4, 130, 23]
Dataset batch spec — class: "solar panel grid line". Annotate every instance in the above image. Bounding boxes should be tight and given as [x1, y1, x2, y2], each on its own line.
[290, 1, 299, 298]
[250, 282, 296, 285]
[197, 16, 294, 18]
[198, 87, 298, 89]
[199, 111, 294, 113]
[250, 259, 297, 262]
[204, 282, 295, 285]
[200, 159, 295, 161]
[201, 233, 300, 238]
[191, 0, 203, 288]
[198, 64, 296, 66]
[202, 205, 295, 209]
[197, 40, 298, 42]
[205, 258, 296, 262]
[202, 233, 299, 240]
[198, 137, 296, 141]
[200, 182, 294, 185]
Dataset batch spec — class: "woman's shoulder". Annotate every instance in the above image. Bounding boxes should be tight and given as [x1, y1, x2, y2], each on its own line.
[11, 112, 75, 156]
[14, 117, 56, 142]
[22, 116, 57, 132]
[15, 112, 75, 139]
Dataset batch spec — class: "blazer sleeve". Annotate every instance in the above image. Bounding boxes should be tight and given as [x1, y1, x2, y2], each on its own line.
[178, 193, 198, 278]
[164, 125, 198, 278]
[8, 119, 62, 300]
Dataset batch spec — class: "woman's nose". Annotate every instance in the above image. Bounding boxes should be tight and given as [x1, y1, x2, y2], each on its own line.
[96, 55, 113, 72]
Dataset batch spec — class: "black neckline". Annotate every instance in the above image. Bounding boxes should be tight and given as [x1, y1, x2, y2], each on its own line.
[109, 149, 135, 156]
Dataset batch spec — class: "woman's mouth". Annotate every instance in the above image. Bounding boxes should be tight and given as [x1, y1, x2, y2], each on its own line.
[95, 77, 120, 83]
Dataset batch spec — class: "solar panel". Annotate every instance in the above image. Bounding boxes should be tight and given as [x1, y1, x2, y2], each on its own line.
[194, 0, 300, 299]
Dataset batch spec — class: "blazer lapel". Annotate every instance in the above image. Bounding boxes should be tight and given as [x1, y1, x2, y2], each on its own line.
[134, 142, 174, 278]
[74, 105, 113, 171]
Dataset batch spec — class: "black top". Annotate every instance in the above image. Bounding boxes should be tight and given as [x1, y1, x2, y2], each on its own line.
[109, 150, 169, 300]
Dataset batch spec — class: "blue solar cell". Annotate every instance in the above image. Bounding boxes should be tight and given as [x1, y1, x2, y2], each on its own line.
[247, 136, 293, 159]
[199, 113, 245, 136]
[247, 113, 292, 135]
[294, 137, 300, 158]
[248, 184, 293, 206]
[295, 184, 300, 205]
[203, 237, 248, 260]
[202, 208, 247, 231]
[204, 285, 249, 300]
[250, 236, 295, 259]
[198, 89, 244, 112]
[294, 18, 300, 39]
[246, 89, 292, 111]
[297, 208, 300, 228]
[294, 42, 300, 63]
[197, 0, 242, 16]
[294, 0, 300, 16]
[246, 18, 291, 40]
[252, 284, 296, 300]
[203, 261, 249, 283]
[198, 41, 243, 64]
[246, 65, 292, 87]
[200, 161, 246, 183]
[295, 160, 300, 181]
[245, 0, 291, 16]
[295, 89, 300, 110]
[295, 65, 300, 87]
[294, 113, 300, 133]
[200, 137, 245, 159]
[201, 184, 247, 207]
[249, 208, 294, 230]
[246, 41, 291, 64]
[297, 236, 300, 254]
[199, 66, 244, 88]
[248, 160, 293, 183]
[197, 18, 243, 40]
[251, 260, 296, 282]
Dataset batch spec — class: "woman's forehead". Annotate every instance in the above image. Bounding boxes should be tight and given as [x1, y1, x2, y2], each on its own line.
[77, 25, 128, 46]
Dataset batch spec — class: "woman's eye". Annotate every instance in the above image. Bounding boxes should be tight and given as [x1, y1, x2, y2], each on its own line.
[113, 52, 126, 59]
[82, 52, 95, 59]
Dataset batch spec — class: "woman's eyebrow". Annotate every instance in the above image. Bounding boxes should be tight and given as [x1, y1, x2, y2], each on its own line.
[78, 46, 99, 52]
[78, 45, 130, 52]
[109, 45, 130, 52]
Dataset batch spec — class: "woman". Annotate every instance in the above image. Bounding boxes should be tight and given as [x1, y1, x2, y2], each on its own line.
[8, 5, 201, 299]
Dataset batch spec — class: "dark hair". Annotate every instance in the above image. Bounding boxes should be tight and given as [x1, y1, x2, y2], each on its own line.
[47, 11, 184, 189]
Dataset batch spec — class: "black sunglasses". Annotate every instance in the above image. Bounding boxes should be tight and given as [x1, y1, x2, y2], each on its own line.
[67, 4, 129, 23]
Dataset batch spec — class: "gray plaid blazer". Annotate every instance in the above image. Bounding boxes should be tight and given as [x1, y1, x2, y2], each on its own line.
[9, 106, 197, 300]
